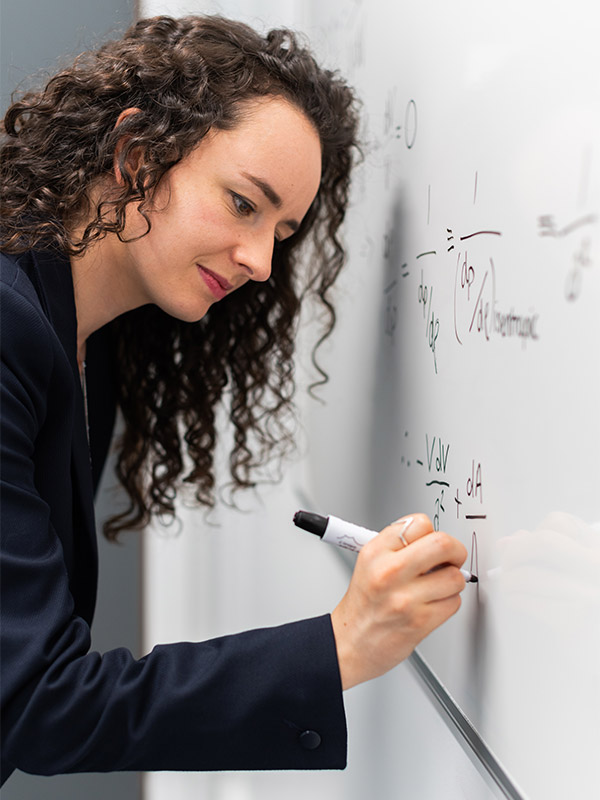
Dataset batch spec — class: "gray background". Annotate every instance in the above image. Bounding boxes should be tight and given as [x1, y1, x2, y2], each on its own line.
[1, 2, 141, 798]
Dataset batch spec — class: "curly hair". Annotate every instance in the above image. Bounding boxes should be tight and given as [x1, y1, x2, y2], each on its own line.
[0, 15, 360, 539]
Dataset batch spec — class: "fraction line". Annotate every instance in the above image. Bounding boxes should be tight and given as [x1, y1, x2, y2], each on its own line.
[556, 214, 597, 237]
[460, 231, 502, 241]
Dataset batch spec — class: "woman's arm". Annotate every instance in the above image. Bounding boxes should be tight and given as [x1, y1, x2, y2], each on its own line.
[1, 272, 347, 781]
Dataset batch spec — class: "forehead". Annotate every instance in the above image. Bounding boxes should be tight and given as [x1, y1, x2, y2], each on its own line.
[190, 97, 323, 210]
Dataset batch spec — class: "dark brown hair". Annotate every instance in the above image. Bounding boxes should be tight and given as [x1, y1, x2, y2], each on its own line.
[0, 15, 360, 538]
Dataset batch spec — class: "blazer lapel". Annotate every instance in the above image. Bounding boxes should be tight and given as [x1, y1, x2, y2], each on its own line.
[31, 250, 98, 621]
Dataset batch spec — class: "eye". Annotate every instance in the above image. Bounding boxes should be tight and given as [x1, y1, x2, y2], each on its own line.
[230, 191, 255, 217]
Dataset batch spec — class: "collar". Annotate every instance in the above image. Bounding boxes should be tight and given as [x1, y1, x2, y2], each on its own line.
[29, 248, 81, 387]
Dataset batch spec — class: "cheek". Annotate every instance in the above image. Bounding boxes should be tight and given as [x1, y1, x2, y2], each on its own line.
[129, 188, 236, 263]
[179, 205, 237, 255]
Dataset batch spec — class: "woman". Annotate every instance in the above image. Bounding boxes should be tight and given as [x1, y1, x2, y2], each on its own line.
[0, 14, 467, 782]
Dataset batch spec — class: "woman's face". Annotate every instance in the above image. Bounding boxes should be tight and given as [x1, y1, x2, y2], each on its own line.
[111, 96, 322, 322]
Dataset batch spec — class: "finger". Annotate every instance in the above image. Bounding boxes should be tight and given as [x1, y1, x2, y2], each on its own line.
[379, 513, 433, 552]
[424, 593, 463, 630]
[413, 564, 466, 603]
[402, 531, 468, 576]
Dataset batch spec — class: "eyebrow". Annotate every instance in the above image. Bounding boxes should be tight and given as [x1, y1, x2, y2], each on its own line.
[241, 171, 299, 233]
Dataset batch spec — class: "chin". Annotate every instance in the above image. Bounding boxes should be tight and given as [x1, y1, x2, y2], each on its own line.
[159, 300, 212, 324]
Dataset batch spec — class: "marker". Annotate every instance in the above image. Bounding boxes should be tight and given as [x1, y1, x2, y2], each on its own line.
[293, 510, 478, 583]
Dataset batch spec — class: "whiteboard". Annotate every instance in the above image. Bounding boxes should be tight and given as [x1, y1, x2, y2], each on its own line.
[296, 1, 600, 798]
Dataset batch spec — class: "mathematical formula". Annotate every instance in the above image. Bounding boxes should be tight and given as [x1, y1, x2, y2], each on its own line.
[401, 431, 488, 578]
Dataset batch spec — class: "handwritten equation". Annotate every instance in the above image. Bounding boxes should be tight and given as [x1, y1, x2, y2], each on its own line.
[453, 240, 540, 347]
[538, 213, 597, 301]
[382, 225, 542, 373]
[405, 432, 487, 579]
[379, 165, 560, 372]
[383, 91, 418, 150]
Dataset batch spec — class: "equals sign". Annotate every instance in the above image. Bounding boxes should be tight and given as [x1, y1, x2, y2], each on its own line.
[447, 229, 454, 251]
[401, 262, 410, 278]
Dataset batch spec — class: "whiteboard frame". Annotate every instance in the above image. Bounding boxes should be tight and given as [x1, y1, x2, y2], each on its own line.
[409, 650, 525, 800]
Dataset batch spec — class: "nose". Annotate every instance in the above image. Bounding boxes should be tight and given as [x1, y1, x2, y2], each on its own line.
[233, 231, 274, 283]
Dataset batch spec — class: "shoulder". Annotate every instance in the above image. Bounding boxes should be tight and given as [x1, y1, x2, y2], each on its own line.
[1, 250, 45, 308]
[1, 251, 55, 355]
[1, 253, 60, 425]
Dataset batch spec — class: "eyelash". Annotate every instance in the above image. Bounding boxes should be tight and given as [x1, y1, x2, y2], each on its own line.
[230, 191, 283, 242]
[230, 192, 255, 217]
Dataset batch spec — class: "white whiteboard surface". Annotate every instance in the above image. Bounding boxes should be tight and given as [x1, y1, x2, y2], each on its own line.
[297, 1, 600, 798]
[137, 1, 600, 797]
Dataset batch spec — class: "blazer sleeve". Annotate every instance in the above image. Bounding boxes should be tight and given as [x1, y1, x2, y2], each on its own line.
[0, 277, 347, 781]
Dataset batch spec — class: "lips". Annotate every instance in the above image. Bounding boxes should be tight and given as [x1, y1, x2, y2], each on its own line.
[197, 265, 232, 300]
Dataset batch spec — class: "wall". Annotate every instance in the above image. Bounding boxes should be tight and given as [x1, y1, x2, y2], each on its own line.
[1, 3, 140, 798]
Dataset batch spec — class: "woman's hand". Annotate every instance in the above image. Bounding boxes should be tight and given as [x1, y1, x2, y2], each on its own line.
[330, 514, 468, 690]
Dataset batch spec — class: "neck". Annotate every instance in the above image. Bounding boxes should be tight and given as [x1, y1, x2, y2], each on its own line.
[70, 233, 146, 358]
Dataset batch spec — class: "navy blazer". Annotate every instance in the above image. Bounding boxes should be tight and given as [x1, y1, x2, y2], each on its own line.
[0, 249, 347, 784]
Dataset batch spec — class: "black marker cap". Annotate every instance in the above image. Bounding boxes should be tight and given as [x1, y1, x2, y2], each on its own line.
[293, 510, 327, 537]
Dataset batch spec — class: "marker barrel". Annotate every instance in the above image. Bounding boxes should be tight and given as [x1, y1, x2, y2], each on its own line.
[294, 510, 478, 581]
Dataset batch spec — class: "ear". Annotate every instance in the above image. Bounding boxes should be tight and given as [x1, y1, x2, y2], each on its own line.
[113, 107, 143, 185]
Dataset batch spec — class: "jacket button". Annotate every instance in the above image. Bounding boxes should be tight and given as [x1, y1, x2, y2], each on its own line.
[299, 730, 322, 750]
